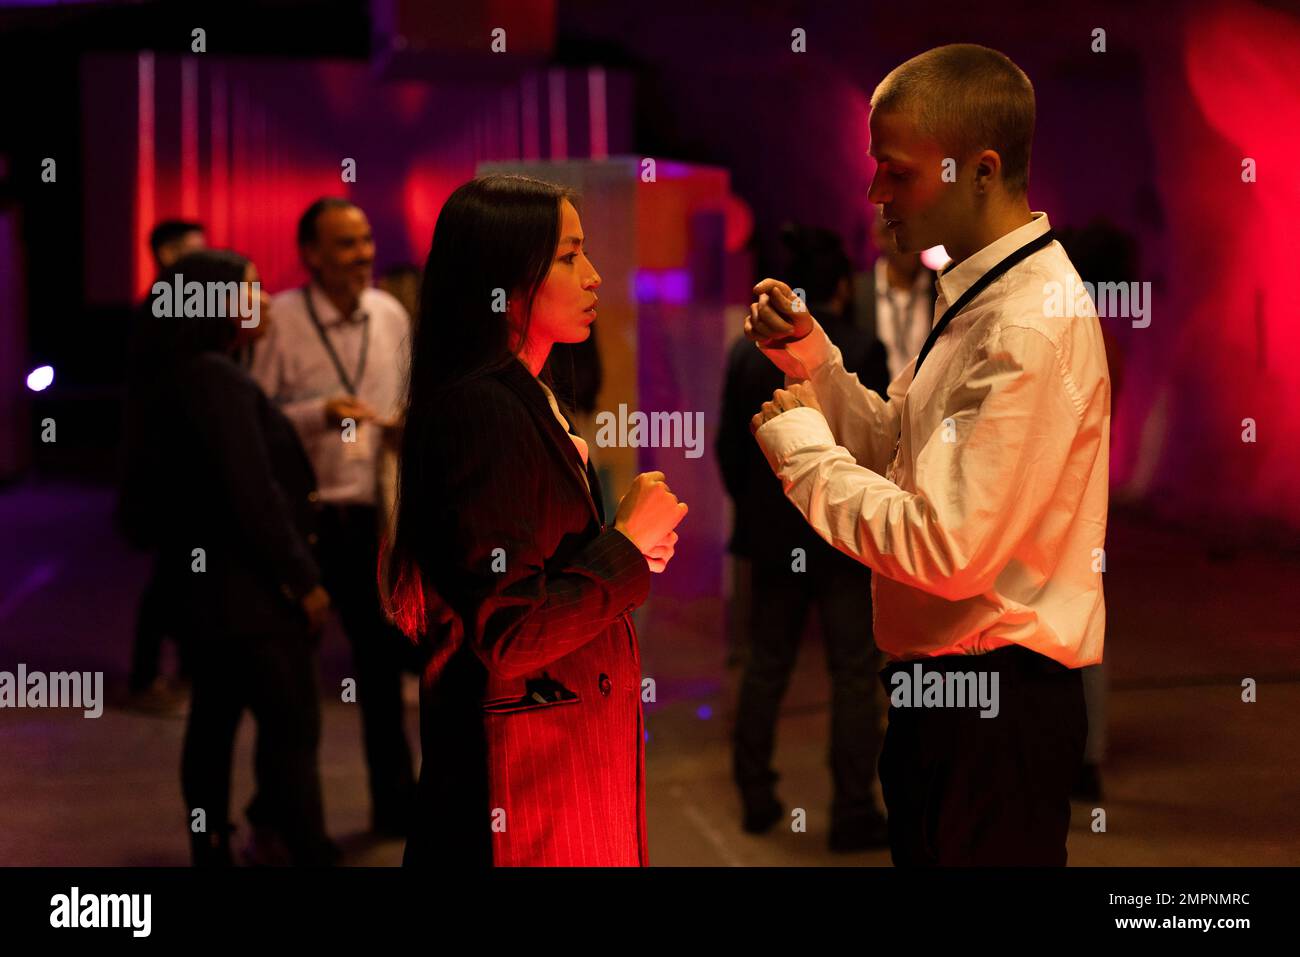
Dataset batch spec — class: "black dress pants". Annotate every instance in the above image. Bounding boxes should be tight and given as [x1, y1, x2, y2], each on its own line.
[129, 554, 189, 692]
[318, 504, 416, 828]
[180, 626, 329, 862]
[733, 558, 884, 827]
[877, 645, 1088, 866]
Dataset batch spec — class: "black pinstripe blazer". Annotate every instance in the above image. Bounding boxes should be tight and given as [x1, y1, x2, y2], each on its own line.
[404, 356, 653, 867]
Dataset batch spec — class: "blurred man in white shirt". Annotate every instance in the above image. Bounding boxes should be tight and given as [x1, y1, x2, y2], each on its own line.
[746, 44, 1109, 866]
[866, 210, 935, 382]
[251, 198, 416, 836]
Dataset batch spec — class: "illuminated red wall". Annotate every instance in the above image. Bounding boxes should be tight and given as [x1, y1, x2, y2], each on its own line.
[81, 53, 631, 302]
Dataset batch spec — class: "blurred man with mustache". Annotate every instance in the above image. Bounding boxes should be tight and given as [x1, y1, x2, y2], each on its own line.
[250, 197, 417, 838]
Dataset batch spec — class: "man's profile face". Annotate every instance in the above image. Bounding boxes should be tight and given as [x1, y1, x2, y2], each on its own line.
[303, 206, 374, 305]
[867, 107, 969, 255]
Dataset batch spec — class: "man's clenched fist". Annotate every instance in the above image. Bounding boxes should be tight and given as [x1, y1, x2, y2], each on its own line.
[751, 382, 823, 433]
[744, 278, 815, 346]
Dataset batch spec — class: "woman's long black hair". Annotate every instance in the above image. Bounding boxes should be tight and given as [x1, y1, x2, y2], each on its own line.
[384, 173, 575, 641]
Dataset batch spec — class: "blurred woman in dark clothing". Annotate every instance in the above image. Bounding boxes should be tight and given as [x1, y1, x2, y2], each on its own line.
[119, 249, 336, 866]
[716, 225, 891, 849]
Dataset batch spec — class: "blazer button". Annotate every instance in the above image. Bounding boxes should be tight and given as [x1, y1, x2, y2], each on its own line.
[307, 491, 321, 503]
[598, 673, 612, 696]
[307, 533, 319, 545]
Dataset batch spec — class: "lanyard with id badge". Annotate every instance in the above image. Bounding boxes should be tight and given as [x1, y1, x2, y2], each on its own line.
[886, 229, 1056, 475]
[303, 285, 372, 461]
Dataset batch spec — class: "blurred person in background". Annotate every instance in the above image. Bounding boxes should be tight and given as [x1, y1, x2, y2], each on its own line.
[857, 209, 938, 381]
[250, 198, 418, 838]
[378, 262, 421, 325]
[717, 224, 891, 850]
[549, 326, 606, 510]
[149, 219, 206, 272]
[1057, 218, 1133, 802]
[119, 249, 336, 867]
[121, 219, 211, 716]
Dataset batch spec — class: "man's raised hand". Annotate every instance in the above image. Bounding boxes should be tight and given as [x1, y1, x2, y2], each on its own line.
[750, 382, 823, 434]
[745, 278, 815, 346]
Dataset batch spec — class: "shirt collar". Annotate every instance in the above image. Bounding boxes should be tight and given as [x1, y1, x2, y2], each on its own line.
[307, 281, 369, 326]
[935, 211, 1051, 306]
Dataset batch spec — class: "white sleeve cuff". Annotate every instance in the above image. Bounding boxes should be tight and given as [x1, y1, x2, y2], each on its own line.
[754, 406, 836, 471]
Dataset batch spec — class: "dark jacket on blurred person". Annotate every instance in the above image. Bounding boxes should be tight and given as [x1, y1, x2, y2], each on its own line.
[717, 311, 891, 570]
[119, 316, 322, 639]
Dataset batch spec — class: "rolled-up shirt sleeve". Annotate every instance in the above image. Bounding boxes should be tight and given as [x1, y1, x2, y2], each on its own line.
[754, 324, 1082, 602]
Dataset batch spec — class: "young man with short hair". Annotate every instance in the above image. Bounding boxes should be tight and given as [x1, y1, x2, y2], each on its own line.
[746, 44, 1110, 866]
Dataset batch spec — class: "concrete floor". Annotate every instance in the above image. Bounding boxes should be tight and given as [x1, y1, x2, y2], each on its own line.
[1, 482, 1297, 866]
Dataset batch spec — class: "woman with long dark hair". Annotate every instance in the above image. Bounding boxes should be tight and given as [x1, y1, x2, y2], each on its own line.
[385, 174, 686, 866]
[119, 249, 336, 866]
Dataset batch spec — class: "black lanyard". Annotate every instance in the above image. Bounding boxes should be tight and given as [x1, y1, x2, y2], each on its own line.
[912, 229, 1055, 381]
[302, 285, 370, 395]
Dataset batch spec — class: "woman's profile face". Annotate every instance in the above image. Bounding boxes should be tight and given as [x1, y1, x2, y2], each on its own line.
[522, 199, 602, 349]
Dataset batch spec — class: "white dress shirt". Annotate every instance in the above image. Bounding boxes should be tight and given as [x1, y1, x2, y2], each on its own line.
[250, 282, 410, 506]
[875, 257, 934, 381]
[754, 213, 1109, 667]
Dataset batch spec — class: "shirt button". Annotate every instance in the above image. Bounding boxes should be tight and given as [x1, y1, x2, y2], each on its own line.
[598, 674, 612, 696]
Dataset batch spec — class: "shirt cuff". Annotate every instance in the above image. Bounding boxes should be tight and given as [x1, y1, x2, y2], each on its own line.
[754, 405, 836, 472]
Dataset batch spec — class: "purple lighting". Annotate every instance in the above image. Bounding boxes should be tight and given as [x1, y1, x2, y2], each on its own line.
[26, 365, 54, 392]
[635, 268, 692, 305]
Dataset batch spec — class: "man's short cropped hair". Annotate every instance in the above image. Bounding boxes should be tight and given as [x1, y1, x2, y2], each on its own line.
[871, 44, 1036, 195]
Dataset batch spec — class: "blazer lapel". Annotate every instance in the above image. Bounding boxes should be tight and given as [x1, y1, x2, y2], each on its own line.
[495, 359, 602, 527]
[586, 458, 606, 525]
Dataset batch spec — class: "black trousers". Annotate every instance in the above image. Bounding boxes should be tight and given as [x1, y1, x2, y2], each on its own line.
[318, 504, 416, 826]
[878, 645, 1088, 866]
[733, 558, 884, 827]
[129, 553, 189, 692]
[180, 627, 329, 861]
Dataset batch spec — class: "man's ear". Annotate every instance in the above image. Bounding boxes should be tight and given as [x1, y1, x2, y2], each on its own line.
[300, 243, 320, 274]
[972, 149, 1003, 196]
